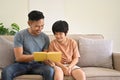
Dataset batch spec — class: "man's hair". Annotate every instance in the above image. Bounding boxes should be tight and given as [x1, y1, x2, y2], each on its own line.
[28, 10, 44, 21]
[52, 20, 69, 35]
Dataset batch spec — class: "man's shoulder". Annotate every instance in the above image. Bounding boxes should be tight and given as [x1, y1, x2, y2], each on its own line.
[14, 28, 28, 39]
[15, 28, 27, 35]
[40, 32, 49, 38]
[18, 28, 28, 34]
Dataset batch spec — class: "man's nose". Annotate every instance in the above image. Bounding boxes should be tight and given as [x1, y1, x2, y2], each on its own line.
[38, 26, 43, 30]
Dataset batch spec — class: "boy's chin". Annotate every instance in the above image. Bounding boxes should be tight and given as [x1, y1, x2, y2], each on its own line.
[56, 39, 63, 42]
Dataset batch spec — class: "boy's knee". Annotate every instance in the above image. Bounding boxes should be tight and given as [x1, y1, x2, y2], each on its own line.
[54, 66, 62, 72]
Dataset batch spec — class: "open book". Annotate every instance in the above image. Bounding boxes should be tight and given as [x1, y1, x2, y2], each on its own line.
[33, 52, 62, 62]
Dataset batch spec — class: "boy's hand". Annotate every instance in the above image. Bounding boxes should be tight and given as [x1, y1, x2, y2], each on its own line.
[62, 66, 71, 76]
[44, 60, 55, 67]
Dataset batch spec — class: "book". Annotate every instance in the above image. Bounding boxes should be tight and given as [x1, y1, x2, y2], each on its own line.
[33, 52, 62, 62]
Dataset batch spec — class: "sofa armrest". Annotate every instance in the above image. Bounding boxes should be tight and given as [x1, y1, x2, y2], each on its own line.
[113, 52, 120, 71]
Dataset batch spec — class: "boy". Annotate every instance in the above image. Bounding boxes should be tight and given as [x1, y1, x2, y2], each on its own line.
[47, 20, 86, 80]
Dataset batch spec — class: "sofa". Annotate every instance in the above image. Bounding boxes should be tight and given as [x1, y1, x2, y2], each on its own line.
[0, 34, 120, 80]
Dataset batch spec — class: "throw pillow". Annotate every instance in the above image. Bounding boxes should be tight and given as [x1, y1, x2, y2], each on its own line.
[77, 37, 113, 69]
[0, 36, 14, 69]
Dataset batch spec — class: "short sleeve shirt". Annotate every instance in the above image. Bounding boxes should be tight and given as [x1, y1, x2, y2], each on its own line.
[14, 29, 50, 54]
[49, 37, 80, 64]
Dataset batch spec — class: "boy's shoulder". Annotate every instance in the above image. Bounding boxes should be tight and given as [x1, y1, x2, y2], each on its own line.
[50, 37, 76, 44]
[50, 39, 57, 43]
[67, 37, 76, 42]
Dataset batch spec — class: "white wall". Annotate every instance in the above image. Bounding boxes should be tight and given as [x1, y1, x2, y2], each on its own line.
[0, 0, 120, 52]
[64, 0, 120, 52]
[0, 0, 28, 30]
[29, 0, 65, 33]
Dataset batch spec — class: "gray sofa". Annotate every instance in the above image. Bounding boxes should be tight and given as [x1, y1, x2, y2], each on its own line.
[0, 34, 120, 80]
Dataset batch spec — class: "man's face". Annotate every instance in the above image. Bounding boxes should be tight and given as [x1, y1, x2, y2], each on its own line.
[28, 19, 44, 35]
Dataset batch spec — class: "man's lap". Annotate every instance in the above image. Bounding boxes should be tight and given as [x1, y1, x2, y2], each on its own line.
[3, 61, 53, 75]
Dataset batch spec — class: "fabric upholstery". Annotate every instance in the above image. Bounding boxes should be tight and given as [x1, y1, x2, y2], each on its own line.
[82, 67, 120, 77]
[0, 34, 120, 80]
[82, 67, 120, 80]
[14, 75, 74, 80]
[78, 37, 113, 68]
[14, 75, 43, 80]
[0, 36, 14, 69]
[113, 53, 120, 71]
[6, 67, 120, 80]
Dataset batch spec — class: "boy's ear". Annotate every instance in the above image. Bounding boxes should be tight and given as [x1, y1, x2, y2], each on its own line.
[65, 32, 68, 36]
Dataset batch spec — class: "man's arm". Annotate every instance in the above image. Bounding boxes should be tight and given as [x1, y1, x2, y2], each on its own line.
[14, 47, 34, 62]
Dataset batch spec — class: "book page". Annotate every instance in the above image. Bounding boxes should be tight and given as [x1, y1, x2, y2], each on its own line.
[33, 52, 62, 62]
[33, 52, 47, 61]
[47, 52, 62, 62]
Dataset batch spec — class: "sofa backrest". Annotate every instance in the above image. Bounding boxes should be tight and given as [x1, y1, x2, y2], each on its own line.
[0, 34, 104, 44]
[49, 34, 113, 69]
[0, 35, 14, 42]
[49, 34, 104, 44]
[1, 34, 112, 69]
[0, 36, 14, 69]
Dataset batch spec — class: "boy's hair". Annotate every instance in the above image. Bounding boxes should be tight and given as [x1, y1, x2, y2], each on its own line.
[52, 20, 69, 35]
[28, 10, 44, 21]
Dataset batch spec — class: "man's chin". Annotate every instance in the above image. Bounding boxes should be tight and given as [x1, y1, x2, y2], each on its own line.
[34, 32, 41, 35]
[37, 31, 41, 33]
[36, 32, 41, 35]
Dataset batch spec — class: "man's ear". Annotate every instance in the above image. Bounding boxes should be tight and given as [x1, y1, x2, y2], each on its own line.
[28, 21, 31, 27]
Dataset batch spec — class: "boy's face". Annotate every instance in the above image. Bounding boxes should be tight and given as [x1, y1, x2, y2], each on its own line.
[28, 19, 44, 35]
[54, 32, 66, 42]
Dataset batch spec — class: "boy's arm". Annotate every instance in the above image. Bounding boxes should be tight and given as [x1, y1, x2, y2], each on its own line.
[55, 62, 64, 68]
[68, 40, 80, 68]
[68, 57, 79, 69]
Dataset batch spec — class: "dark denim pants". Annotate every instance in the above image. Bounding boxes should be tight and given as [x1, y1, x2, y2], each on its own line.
[2, 61, 54, 80]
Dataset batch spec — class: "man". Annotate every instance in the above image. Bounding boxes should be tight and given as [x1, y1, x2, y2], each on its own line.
[2, 10, 54, 80]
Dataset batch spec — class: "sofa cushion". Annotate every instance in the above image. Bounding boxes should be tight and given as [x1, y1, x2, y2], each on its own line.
[0, 36, 14, 69]
[14, 75, 43, 80]
[77, 37, 113, 68]
[82, 67, 120, 80]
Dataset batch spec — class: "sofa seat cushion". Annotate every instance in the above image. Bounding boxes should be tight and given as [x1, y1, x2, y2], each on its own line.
[14, 75, 43, 80]
[82, 67, 120, 80]
[1, 67, 120, 80]
[14, 75, 74, 80]
[0, 69, 74, 80]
